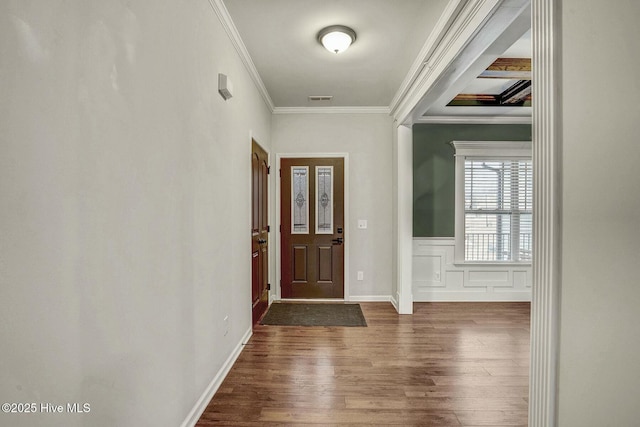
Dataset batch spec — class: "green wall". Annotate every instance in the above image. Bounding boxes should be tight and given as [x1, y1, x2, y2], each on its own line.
[413, 123, 532, 237]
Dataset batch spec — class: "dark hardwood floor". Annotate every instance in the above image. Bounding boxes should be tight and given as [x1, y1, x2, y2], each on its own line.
[197, 302, 530, 426]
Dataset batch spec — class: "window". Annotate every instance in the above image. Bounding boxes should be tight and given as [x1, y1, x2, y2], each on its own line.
[452, 141, 532, 263]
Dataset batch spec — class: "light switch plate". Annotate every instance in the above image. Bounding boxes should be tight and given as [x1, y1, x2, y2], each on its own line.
[358, 219, 367, 229]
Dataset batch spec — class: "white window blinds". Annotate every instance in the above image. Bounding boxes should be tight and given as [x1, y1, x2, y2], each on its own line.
[464, 159, 532, 262]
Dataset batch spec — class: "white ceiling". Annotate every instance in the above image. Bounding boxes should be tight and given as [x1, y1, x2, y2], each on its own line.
[221, 0, 532, 122]
[223, 0, 450, 108]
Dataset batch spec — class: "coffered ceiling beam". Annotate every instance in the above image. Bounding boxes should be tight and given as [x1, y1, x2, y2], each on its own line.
[447, 79, 532, 106]
[479, 57, 531, 79]
[399, 0, 532, 124]
[500, 79, 532, 104]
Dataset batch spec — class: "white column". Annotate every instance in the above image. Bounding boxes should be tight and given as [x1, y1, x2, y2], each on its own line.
[395, 124, 413, 314]
[529, 0, 562, 425]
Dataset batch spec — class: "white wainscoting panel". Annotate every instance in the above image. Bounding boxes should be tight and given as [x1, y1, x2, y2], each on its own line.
[412, 238, 532, 301]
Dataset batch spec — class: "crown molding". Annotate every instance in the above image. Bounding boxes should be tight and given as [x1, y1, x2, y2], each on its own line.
[392, 0, 501, 123]
[391, 0, 525, 125]
[416, 115, 532, 124]
[207, 0, 275, 112]
[389, 0, 466, 115]
[451, 140, 532, 156]
[273, 106, 390, 115]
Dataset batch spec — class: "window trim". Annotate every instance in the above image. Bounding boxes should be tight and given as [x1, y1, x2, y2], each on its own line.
[451, 140, 532, 265]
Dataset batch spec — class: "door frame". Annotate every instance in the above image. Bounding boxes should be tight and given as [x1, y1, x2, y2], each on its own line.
[275, 152, 350, 302]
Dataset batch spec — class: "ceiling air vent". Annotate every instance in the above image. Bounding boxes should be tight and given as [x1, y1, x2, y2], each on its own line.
[308, 96, 333, 102]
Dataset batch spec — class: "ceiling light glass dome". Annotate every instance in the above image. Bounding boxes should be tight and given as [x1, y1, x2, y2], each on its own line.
[317, 25, 356, 54]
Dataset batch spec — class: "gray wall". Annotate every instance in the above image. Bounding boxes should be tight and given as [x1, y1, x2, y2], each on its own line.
[558, 1, 640, 425]
[0, 1, 272, 426]
[412, 124, 532, 237]
[272, 113, 394, 299]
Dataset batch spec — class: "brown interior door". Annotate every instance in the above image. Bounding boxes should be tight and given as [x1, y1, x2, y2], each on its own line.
[280, 158, 344, 299]
[251, 140, 269, 324]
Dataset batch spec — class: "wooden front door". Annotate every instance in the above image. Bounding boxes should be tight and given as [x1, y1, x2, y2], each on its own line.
[280, 158, 344, 299]
[251, 140, 269, 324]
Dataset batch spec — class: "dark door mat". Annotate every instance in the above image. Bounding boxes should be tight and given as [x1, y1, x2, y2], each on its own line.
[260, 303, 367, 327]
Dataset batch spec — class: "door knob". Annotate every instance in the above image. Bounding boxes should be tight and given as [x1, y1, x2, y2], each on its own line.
[258, 239, 267, 244]
[331, 237, 343, 245]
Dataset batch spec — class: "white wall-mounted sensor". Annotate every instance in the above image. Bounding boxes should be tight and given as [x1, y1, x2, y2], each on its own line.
[218, 73, 233, 100]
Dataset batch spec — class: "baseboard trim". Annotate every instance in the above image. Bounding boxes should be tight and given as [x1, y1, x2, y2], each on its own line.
[180, 326, 252, 427]
[276, 296, 393, 303]
[348, 295, 392, 302]
[413, 291, 531, 302]
[390, 293, 400, 312]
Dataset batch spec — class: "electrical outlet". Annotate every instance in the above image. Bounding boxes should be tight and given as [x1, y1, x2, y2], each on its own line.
[357, 271, 364, 281]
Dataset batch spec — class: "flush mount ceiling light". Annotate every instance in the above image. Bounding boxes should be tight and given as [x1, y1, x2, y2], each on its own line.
[317, 25, 356, 54]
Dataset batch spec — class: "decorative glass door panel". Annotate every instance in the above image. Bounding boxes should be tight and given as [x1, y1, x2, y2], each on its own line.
[291, 166, 309, 234]
[315, 166, 333, 234]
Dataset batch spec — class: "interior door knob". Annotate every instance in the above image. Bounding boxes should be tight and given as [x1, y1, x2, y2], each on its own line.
[331, 237, 343, 245]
